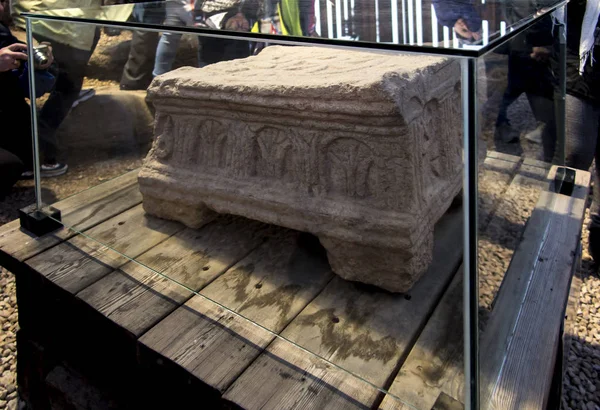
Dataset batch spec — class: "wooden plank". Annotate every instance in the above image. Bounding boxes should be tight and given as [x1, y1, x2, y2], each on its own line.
[223, 203, 464, 410]
[378, 269, 463, 410]
[26, 204, 183, 295]
[12, 204, 187, 404]
[480, 167, 590, 410]
[478, 159, 551, 316]
[0, 170, 141, 268]
[0, 219, 18, 237]
[76, 216, 272, 337]
[138, 230, 334, 399]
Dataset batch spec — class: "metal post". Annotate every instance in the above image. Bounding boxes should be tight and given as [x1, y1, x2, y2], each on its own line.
[555, 16, 566, 166]
[461, 57, 479, 410]
[25, 17, 43, 211]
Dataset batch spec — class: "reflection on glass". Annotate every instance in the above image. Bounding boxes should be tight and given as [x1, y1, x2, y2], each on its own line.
[5, 0, 573, 407]
[20, 8, 471, 407]
[21, 0, 567, 53]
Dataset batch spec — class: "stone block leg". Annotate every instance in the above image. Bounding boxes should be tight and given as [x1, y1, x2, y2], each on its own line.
[141, 195, 216, 229]
[318, 231, 434, 293]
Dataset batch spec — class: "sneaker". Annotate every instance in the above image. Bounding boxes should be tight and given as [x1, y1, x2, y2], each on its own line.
[495, 120, 519, 143]
[40, 163, 68, 177]
[525, 123, 545, 144]
[72, 89, 95, 109]
[20, 170, 34, 179]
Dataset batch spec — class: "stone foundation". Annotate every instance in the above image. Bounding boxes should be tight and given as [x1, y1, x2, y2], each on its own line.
[138, 46, 463, 292]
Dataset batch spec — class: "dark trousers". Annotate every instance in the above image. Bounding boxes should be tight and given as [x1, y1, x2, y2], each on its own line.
[496, 50, 558, 162]
[0, 148, 24, 196]
[36, 31, 99, 163]
[565, 94, 600, 226]
[120, 30, 160, 90]
[0, 95, 32, 170]
[0, 80, 30, 194]
[120, 2, 164, 90]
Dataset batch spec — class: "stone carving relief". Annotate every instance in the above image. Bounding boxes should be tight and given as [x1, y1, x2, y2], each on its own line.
[324, 138, 377, 199]
[139, 46, 463, 292]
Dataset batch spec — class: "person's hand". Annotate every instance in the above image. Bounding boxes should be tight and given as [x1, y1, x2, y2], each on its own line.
[224, 12, 250, 32]
[36, 42, 54, 70]
[0, 43, 27, 72]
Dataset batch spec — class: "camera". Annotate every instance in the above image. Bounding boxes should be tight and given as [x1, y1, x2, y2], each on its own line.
[31, 44, 50, 68]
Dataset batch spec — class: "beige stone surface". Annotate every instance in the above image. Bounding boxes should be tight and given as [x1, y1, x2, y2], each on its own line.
[139, 46, 463, 292]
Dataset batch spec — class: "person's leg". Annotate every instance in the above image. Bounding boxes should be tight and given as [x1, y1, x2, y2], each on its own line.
[526, 93, 556, 162]
[564, 94, 600, 261]
[153, 2, 186, 76]
[121, 30, 160, 90]
[496, 52, 526, 124]
[0, 148, 24, 197]
[495, 61, 526, 144]
[565, 94, 599, 170]
[587, 107, 600, 262]
[153, 32, 183, 76]
[36, 37, 94, 164]
[496, 87, 523, 125]
[120, 3, 164, 90]
[0, 97, 33, 170]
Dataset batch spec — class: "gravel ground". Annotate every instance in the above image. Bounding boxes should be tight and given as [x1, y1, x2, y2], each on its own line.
[0, 269, 17, 410]
[0, 31, 598, 409]
[561, 210, 600, 410]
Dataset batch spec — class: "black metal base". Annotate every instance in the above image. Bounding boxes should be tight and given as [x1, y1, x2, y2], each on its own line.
[554, 167, 576, 197]
[19, 204, 62, 237]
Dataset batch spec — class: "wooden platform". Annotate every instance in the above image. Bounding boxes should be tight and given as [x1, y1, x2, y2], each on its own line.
[0, 153, 589, 410]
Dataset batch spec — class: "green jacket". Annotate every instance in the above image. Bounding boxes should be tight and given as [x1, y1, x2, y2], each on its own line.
[12, 0, 132, 50]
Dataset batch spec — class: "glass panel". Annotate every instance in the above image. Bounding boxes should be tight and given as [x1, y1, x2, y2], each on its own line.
[24, 15, 468, 408]
[19, 0, 568, 56]
[476, 3, 567, 406]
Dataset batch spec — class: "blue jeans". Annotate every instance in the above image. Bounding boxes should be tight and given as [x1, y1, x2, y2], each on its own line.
[153, 0, 200, 76]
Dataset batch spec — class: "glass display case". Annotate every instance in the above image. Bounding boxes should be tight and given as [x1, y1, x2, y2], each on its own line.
[16, 0, 572, 408]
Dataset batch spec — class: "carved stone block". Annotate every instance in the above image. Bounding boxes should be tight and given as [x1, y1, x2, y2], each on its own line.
[139, 46, 462, 293]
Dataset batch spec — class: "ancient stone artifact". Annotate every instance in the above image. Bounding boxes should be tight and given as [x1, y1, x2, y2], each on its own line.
[138, 46, 462, 292]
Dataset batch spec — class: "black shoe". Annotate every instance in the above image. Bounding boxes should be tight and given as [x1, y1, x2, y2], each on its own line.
[495, 120, 519, 144]
[588, 226, 600, 263]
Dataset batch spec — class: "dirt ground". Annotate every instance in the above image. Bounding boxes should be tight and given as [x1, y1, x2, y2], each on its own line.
[0, 28, 598, 410]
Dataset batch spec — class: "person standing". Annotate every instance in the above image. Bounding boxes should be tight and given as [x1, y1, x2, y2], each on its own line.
[12, 0, 101, 176]
[563, 0, 600, 261]
[0, 0, 54, 193]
